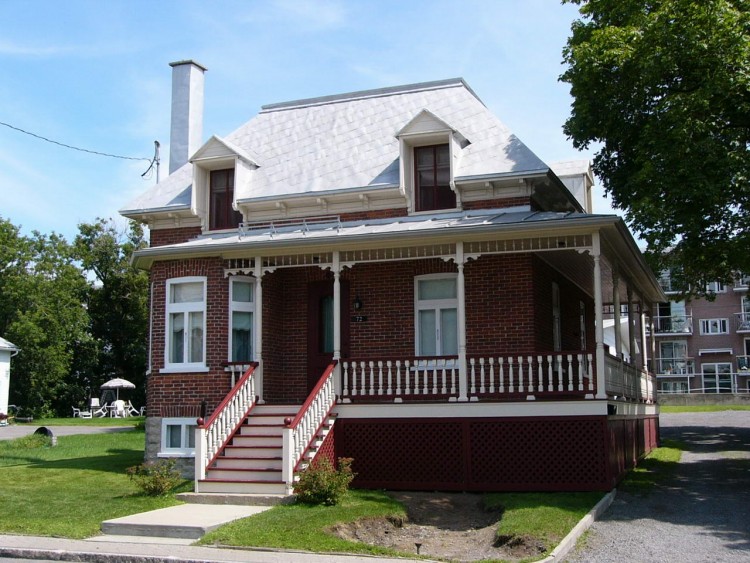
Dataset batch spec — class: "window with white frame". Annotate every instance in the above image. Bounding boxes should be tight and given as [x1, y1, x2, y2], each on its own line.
[700, 318, 728, 335]
[658, 341, 689, 374]
[415, 275, 458, 356]
[160, 418, 197, 456]
[230, 277, 254, 362]
[705, 281, 727, 294]
[702, 362, 732, 393]
[165, 277, 206, 370]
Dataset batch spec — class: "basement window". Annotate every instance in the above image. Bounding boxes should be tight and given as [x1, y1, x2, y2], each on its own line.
[159, 418, 196, 457]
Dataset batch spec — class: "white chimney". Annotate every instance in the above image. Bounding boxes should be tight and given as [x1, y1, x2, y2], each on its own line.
[168, 60, 207, 174]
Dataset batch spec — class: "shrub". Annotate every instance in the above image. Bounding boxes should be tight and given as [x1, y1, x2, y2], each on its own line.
[294, 457, 355, 506]
[126, 458, 182, 496]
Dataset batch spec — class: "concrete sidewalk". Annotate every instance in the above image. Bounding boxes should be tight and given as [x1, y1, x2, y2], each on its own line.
[0, 533, 418, 562]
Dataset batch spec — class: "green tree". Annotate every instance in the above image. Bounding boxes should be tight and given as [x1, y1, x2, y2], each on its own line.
[0, 218, 94, 416]
[74, 219, 148, 407]
[561, 0, 750, 293]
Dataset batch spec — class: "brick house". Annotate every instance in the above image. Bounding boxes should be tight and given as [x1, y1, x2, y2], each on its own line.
[121, 61, 664, 494]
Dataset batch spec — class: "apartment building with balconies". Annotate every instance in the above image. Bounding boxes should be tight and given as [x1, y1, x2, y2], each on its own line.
[650, 271, 750, 394]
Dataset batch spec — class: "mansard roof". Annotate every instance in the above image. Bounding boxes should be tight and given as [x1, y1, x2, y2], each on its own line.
[121, 78, 549, 216]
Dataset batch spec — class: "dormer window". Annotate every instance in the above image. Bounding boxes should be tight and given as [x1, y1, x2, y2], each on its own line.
[396, 109, 465, 214]
[415, 144, 455, 212]
[209, 169, 242, 230]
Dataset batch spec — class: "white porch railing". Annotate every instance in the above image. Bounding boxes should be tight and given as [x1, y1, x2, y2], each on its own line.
[468, 353, 594, 400]
[341, 357, 460, 402]
[341, 353, 595, 402]
[195, 362, 258, 482]
[282, 361, 338, 492]
[605, 354, 655, 402]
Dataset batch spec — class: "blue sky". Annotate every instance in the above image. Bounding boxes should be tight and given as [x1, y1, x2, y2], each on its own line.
[0, 0, 610, 242]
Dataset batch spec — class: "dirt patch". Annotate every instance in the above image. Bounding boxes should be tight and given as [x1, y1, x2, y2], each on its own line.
[330, 491, 547, 562]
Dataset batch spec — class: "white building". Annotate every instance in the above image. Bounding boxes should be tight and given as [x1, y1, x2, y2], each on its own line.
[0, 337, 18, 417]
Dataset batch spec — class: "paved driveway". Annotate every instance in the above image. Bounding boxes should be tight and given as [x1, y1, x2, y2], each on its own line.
[0, 424, 132, 440]
[566, 410, 750, 562]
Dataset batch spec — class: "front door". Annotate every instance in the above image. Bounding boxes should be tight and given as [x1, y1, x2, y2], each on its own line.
[307, 280, 349, 393]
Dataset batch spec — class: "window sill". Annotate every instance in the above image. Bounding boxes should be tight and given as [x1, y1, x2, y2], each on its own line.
[159, 366, 210, 374]
[157, 451, 195, 458]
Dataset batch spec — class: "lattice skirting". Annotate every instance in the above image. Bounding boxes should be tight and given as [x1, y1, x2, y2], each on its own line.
[333, 415, 659, 492]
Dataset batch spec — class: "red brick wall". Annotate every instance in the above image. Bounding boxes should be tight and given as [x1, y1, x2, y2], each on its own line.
[339, 208, 408, 222]
[462, 196, 533, 211]
[145, 252, 595, 411]
[147, 257, 232, 416]
[347, 259, 456, 358]
[149, 226, 202, 247]
[262, 267, 333, 403]
[465, 254, 536, 355]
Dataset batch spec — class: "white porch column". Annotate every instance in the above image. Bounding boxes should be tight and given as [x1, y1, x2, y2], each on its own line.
[641, 310, 649, 371]
[627, 287, 636, 366]
[332, 252, 342, 397]
[613, 270, 622, 360]
[456, 242, 468, 402]
[592, 233, 607, 399]
[253, 257, 264, 403]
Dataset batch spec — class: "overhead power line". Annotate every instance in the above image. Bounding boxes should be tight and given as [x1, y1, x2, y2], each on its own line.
[0, 120, 151, 162]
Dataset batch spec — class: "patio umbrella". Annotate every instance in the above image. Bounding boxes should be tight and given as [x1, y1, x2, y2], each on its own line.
[100, 377, 136, 400]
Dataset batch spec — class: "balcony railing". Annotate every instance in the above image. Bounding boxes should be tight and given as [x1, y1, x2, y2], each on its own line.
[738, 355, 750, 371]
[735, 312, 750, 333]
[652, 315, 693, 335]
[655, 357, 695, 376]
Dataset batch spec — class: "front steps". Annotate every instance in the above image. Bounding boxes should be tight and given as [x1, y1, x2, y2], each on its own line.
[196, 404, 335, 495]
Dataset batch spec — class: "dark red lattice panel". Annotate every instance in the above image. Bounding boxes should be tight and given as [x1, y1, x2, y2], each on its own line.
[468, 417, 609, 490]
[337, 416, 612, 491]
[310, 422, 337, 467]
[338, 419, 465, 490]
[607, 416, 659, 485]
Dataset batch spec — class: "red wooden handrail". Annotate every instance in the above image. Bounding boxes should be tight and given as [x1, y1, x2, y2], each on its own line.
[199, 362, 258, 429]
[286, 360, 337, 430]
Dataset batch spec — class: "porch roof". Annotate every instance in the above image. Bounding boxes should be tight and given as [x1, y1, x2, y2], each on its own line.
[132, 207, 665, 304]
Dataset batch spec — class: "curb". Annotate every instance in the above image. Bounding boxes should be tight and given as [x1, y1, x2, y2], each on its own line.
[539, 489, 616, 562]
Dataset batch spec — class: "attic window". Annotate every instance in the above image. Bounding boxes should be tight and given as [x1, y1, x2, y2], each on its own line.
[414, 144, 455, 212]
[209, 169, 242, 230]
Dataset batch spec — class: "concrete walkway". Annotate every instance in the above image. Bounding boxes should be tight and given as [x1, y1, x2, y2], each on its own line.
[0, 534, 418, 562]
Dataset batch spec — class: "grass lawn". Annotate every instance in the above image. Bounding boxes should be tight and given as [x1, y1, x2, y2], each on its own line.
[660, 405, 750, 413]
[199, 489, 409, 557]
[484, 491, 604, 552]
[0, 429, 188, 538]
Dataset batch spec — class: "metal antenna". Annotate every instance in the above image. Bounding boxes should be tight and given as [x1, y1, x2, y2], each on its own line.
[141, 140, 161, 182]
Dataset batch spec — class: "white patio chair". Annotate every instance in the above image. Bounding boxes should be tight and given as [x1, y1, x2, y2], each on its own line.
[126, 401, 140, 416]
[90, 398, 107, 418]
[72, 406, 92, 419]
[111, 399, 126, 418]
